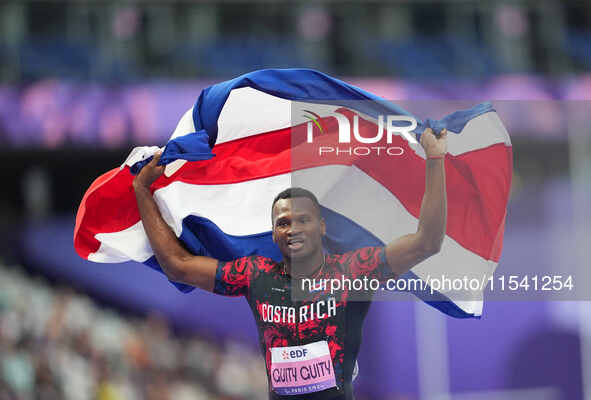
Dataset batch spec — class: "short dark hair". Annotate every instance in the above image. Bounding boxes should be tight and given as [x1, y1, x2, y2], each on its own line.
[271, 187, 321, 218]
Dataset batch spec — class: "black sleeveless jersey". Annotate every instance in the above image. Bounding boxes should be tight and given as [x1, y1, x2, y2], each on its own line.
[214, 246, 393, 400]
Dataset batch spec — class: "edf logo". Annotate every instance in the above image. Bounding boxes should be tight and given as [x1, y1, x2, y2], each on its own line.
[303, 110, 418, 145]
[285, 348, 308, 359]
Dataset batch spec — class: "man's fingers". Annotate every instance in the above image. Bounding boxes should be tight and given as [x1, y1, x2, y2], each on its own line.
[154, 151, 166, 174]
[149, 150, 163, 166]
[421, 128, 433, 145]
[431, 128, 447, 139]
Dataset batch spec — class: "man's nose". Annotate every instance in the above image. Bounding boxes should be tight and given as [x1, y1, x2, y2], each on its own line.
[288, 221, 303, 235]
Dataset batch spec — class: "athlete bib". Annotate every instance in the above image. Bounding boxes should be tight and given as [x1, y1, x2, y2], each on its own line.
[269, 341, 337, 396]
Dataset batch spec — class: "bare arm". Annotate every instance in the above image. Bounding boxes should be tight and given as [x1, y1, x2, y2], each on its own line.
[385, 128, 448, 278]
[133, 151, 218, 291]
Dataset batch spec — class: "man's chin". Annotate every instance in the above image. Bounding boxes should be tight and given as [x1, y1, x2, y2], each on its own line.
[284, 247, 312, 260]
[287, 251, 307, 260]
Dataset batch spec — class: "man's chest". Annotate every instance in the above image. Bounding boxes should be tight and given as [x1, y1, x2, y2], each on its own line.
[249, 273, 346, 331]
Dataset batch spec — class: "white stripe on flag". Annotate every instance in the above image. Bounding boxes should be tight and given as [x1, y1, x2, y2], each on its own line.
[217, 87, 292, 144]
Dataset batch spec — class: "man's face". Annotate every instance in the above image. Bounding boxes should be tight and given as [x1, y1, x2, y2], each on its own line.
[272, 197, 326, 260]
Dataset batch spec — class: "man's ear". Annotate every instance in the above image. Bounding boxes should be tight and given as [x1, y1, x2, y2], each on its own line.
[320, 218, 326, 236]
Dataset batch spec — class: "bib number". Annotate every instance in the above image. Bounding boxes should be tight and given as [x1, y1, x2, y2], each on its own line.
[269, 341, 336, 396]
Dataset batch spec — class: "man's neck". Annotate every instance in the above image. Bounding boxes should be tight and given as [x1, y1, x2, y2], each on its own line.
[284, 251, 325, 278]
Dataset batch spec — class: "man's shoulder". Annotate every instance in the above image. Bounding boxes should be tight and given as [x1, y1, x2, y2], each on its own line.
[326, 246, 386, 270]
[251, 255, 281, 272]
[220, 254, 280, 273]
[327, 246, 385, 260]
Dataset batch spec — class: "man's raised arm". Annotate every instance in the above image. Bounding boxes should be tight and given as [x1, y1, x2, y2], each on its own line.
[384, 128, 448, 278]
[132, 151, 218, 291]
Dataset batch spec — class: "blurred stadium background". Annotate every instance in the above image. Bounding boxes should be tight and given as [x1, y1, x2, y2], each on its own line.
[0, 1, 590, 399]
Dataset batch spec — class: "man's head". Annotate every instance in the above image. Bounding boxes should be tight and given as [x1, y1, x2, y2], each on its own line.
[271, 188, 326, 260]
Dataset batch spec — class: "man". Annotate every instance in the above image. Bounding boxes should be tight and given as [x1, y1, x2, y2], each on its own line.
[133, 127, 448, 399]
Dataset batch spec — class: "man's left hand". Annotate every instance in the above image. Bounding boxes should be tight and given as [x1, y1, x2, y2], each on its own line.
[420, 128, 448, 158]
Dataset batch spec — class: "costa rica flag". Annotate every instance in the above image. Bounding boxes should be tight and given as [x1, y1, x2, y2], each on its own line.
[74, 69, 512, 318]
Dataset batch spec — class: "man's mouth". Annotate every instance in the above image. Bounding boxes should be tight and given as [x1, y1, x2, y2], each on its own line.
[287, 238, 304, 250]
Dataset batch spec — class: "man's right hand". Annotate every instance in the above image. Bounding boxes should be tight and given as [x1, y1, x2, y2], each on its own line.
[132, 149, 219, 291]
[133, 150, 166, 189]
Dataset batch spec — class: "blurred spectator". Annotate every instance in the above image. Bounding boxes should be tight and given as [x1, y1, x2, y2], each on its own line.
[0, 263, 267, 400]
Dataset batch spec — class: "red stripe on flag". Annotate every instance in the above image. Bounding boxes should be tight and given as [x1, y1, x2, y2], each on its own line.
[74, 167, 138, 259]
